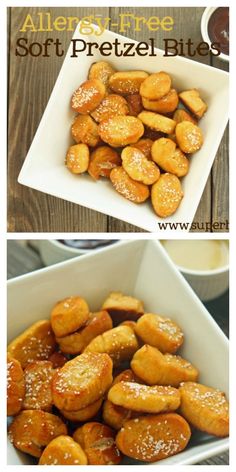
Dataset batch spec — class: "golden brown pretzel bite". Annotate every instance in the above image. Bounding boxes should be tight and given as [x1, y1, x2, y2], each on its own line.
[61, 397, 103, 422]
[175, 121, 203, 153]
[109, 71, 148, 94]
[51, 296, 89, 338]
[132, 138, 153, 159]
[102, 291, 144, 324]
[173, 108, 197, 125]
[179, 89, 207, 118]
[138, 111, 176, 134]
[39, 435, 88, 465]
[91, 94, 129, 122]
[8, 410, 67, 458]
[116, 413, 191, 462]
[142, 89, 179, 114]
[179, 382, 229, 437]
[7, 354, 25, 416]
[88, 61, 116, 89]
[140, 72, 171, 100]
[23, 361, 54, 412]
[110, 167, 150, 203]
[131, 344, 198, 386]
[66, 143, 89, 174]
[135, 313, 184, 353]
[151, 173, 183, 218]
[7, 320, 56, 369]
[121, 146, 160, 185]
[52, 352, 113, 411]
[99, 115, 144, 147]
[88, 146, 121, 180]
[71, 114, 100, 147]
[108, 382, 181, 413]
[71, 79, 106, 114]
[73, 422, 122, 465]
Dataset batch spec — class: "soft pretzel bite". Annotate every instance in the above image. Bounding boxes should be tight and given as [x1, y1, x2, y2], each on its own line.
[109, 71, 148, 95]
[39, 435, 88, 465]
[102, 291, 144, 325]
[179, 382, 229, 437]
[173, 108, 197, 125]
[73, 422, 121, 465]
[175, 121, 203, 153]
[108, 382, 180, 413]
[71, 79, 106, 114]
[8, 410, 67, 458]
[142, 89, 179, 114]
[52, 352, 113, 411]
[91, 94, 129, 122]
[120, 320, 137, 330]
[7, 320, 56, 369]
[103, 399, 135, 430]
[57, 311, 113, 355]
[116, 413, 191, 462]
[151, 137, 176, 164]
[158, 148, 189, 177]
[7, 354, 25, 416]
[131, 345, 198, 386]
[140, 72, 171, 100]
[88, 61, 116, 89]
[99, 115, 144, 147]
[66, 143, 89, 174]
[132, 138, 153, 159]
[61, 397, 103, 422]
[88, 146, 121, 180]
[23, 361, 54, 412]
[49, 351, 68, 368]
[135, 313, 184, 353]
[84, 325, 139, 366]
[51, 296, 89, 338]
[151, 173, 183, 218]
[126, 94, 143, 116]
[138, 111, 176, 134]
[71, 115, 100, 147]
[121, 146, 160, 185]
[179, 89, 207, 118]
[112, 368, 137, 386]
[110, 167, 150, 203]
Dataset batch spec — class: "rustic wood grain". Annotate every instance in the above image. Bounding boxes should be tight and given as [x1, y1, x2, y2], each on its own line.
[7, 7, 229, 232]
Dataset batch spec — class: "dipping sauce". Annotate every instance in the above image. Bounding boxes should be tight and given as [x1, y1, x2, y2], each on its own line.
[162, 240, 228, 271]
[208, 7, 229, 55]
[58, 240, 117, 250]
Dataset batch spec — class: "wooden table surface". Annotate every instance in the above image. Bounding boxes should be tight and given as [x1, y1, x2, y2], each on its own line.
[7, 240, 229, 464]
[8, 7, 229, 233]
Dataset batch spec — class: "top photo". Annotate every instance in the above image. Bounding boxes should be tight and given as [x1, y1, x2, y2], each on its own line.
[7, 6, 229, 233]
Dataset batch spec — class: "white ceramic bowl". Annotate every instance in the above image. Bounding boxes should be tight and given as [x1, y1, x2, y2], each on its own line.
[7, 240, 228, 465]
[18, 26, 229, 232]
[201, 7, 229, 63]
[179, 264, 229, 302]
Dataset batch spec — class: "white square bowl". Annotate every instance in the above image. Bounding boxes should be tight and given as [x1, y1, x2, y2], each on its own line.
[17, 27, 229, 233]
[7, 240, 229, 465]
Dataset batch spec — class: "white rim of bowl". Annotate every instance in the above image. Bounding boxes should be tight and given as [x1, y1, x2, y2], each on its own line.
[48, 239, 117, 254]
[201, 7, 229, 63]
[177, 263, 229, 277]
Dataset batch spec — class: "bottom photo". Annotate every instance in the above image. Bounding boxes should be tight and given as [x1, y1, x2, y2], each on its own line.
[7, 239, 229, 465]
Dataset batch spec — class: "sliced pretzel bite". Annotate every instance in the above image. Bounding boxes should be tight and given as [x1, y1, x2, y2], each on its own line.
[151, 137, 176, 164]
[108, 382, 180, 413]
[7, 320, 56, 369]
[71, 114, 100, 147]
[51, 296, 89, 338]
[39, 435, 88, 465]
[84, 325, 139, 366]
[173, 108, 197, 125]
[179, 382, 229, 437]
[132, 138, 153, 159]
[102, 291, 144, 324]
[126, 94, 143, 116]
[116, 413, 191, 462]
[142, 89, 179, 114]
[8, 410, 67, 458]
[110, 167, 150, 203]
[49, 351, 68, 369]
[151, 173, 183, 218]
[88, 146, 121, 180]
[160, 148, 189, 177]
[66, 143, 89, 174]
[131, 344, 198, 386]
[135, 313, 184, 353]
[73, 422, 121, 465]
[23, 361, 54, 412]
[88, 61, 116, 89]
[176, 121, 203, 153]
[52, 352, 113, 411]
[138, 111, 176, 134]
[179, 89, 207, 118]
[91, 94, 129, 122]
[109, 71, 149, 95]
[140, 72, 171, 100]
[57, 310, 113, 355]
[103, 399, 136, 430]
[7, 354, 25, 416]
[71, 79, 106, 114]
[99, 115, 144, 147]
[121, 146, 160, 185]
[61, 397, 103, 422]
